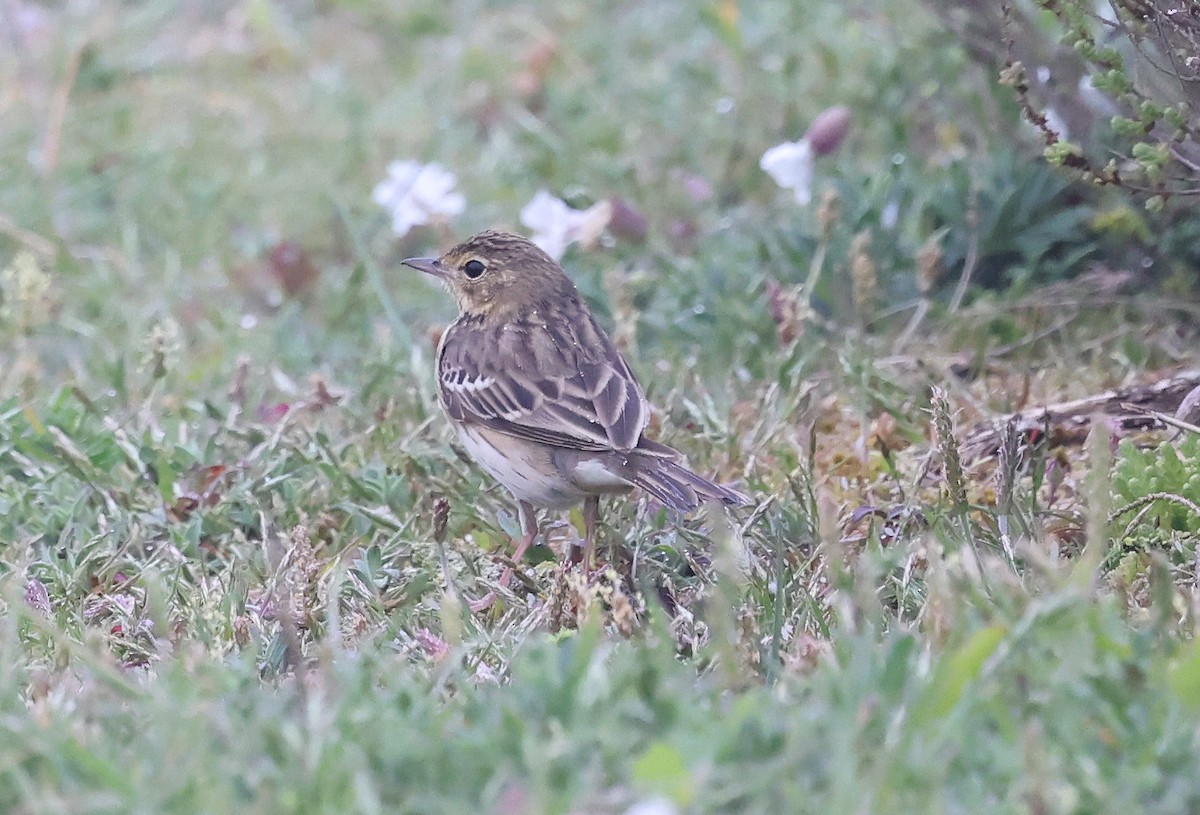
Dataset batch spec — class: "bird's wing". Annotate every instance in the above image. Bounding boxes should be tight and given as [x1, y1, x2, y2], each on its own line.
[437, 311, 656, 453]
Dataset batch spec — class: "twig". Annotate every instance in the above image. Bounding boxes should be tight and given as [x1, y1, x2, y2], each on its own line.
[948, 186, 979, 312]
[803, 241, 827, 308]
[1119, 403, 1200, 437]
[962, 369, 1200, 458]
[1109, 491, 1200, 527]
[891, 297, 930, 355]
[41, 40, 87, 175]
[1118, 503, 1157, 543]
[488, 553, 542, 592]
[1171, 145, 1200, 174]
[988, 314, 1077, 357]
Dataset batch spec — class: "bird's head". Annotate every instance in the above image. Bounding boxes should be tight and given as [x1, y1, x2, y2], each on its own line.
[402, 230, 576, 318]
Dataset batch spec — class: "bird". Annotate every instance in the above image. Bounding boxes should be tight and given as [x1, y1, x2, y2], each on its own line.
[403, 230, 747, 601]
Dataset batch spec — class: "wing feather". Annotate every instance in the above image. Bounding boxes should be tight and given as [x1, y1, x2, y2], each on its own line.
[438, 311, 651, 453]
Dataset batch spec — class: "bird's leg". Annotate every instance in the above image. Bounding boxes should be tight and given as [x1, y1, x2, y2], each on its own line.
[582, 495, 600, 578]
[500, 501, 540, 587]
[470, 502, 539, 613]
[509, 500, 540, 565]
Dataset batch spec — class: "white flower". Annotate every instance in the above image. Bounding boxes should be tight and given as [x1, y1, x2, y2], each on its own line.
[760, 138, 814, 206]
[372, 160, 466, 237]
[519, 190, 612, 260]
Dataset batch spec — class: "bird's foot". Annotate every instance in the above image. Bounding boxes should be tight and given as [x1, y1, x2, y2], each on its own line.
[566, 540, 602, 582]
[468, 591, 497, 613]
[468, 565, 518, 613]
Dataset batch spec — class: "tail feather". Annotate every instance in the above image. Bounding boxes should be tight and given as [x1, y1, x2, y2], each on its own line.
[632, 458, 749, 513]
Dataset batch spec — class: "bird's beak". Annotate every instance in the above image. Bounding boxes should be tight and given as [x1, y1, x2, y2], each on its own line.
[401, 257, 448, 279]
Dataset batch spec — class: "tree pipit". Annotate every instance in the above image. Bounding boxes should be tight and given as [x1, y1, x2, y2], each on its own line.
[404, 230, 747, 609]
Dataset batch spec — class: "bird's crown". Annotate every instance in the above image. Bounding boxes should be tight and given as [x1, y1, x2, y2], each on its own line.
[404, 230, 578, 318]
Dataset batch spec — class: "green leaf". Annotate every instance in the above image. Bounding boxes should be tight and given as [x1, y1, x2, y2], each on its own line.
[1168, 638, 1200, 712]
[633, 741, 693, 806]
[156, 446, 177, 503]
[911, 624, 1007, 726]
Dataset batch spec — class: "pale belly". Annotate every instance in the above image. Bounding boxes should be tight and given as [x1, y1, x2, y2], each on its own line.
[455, 424, 633, 509]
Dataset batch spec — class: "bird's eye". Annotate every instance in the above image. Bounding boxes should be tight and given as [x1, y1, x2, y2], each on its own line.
[463, 259, 486, 279]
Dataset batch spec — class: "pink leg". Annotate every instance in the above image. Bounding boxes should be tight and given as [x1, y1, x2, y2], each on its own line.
[582, 496, 600, 578]
[470, 502, 539, 613]
[509, 501, 540, 565]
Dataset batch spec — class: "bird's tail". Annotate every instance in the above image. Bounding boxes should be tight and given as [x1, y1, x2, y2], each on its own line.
[632, 458, 749, 513]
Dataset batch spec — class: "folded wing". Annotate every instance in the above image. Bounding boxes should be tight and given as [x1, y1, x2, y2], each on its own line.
[437, 312, 662, 455]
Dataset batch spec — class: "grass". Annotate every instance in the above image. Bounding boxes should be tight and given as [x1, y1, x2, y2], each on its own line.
[3, 1, 1200, 813]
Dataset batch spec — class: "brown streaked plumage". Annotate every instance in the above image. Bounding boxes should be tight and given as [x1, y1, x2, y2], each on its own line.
[403, 230, 746, 603]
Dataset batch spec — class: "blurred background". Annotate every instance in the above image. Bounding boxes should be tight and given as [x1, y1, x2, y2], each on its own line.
[4, 0, 1197, 399]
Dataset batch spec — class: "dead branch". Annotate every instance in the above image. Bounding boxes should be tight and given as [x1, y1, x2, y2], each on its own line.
[962, 368, 1200, 460]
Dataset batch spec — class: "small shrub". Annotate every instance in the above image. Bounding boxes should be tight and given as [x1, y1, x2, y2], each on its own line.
[1113, 434, 1200, 533]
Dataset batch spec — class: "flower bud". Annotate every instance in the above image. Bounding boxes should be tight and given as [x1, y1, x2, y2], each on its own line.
[804, 105, 851, 156]
[607, 196, 648, 243]
[268, 241, 319, 297]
